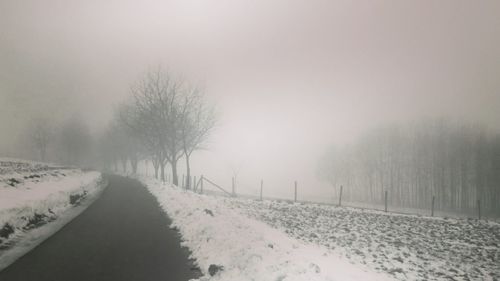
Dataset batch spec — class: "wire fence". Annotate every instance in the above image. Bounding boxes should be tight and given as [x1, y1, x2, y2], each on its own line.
[163, 173, 496, 221]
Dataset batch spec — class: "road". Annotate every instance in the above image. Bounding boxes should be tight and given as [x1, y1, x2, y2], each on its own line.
[0, 174, 201, 281]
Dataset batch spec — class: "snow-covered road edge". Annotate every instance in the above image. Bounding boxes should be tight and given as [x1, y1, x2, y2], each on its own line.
[0, 173, 107, 271]
[140, 176, 394, 281]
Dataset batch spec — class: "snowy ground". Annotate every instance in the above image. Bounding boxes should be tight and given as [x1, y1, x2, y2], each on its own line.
[141, 177, 394, 281]
[0, 158, 105, 270]
[222, 198, 500, 281]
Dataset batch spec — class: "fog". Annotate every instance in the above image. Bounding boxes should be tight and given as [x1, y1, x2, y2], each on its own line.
[1, 0, 500, 199]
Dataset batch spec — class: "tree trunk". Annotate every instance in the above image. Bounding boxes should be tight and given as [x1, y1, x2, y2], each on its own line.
[160, 161, 166, 182]
[185, 153, 191, 189]
[153, 160, 160, 179]
[131, 157, 138, 174]
[171, 160, 179, 186]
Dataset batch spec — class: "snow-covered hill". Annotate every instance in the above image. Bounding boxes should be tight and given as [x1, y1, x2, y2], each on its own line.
[0, 158, 105, 270]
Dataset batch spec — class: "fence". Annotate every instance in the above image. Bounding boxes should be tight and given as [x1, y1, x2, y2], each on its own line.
[164, 173, 492, 221]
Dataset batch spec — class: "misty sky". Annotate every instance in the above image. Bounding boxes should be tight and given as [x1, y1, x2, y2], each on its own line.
[1, 0, 500, 198]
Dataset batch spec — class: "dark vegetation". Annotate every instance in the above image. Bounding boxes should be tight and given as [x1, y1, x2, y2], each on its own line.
[6, 178, 20, 187]
[0, 223, 15, 240]
[208, 264, 224, 276]
[1, 169, 67, 188]
[0, 191, 88, 248]
[22, 213, 52, 230]
[69, 191, 88, 205]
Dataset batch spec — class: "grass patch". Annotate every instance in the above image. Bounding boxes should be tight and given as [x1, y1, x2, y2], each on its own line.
[23, 213, 49, 230]
[69, 191, 88, 205]
[0, 223, 15, 240]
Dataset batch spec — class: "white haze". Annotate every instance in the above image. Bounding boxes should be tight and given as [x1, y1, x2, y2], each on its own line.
[1, 0, 500, 199]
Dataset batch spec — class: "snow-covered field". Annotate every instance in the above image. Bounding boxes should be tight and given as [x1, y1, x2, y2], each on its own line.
[222, 199, 500, 281]
[0, 158, 105, 270]
[141, 177, 394, 281]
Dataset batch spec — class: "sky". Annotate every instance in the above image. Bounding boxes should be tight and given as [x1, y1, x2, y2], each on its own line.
[1, 0, 500, 199]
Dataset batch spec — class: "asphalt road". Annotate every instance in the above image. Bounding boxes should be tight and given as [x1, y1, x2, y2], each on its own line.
[0, 174, 201, 281]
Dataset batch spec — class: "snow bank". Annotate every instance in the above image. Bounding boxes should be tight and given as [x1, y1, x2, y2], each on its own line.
[0, 159, 105, 270]
[142, 177, 393, 281]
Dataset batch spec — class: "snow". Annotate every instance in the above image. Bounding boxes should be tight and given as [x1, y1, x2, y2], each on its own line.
[0, 158, 105, 270]
[141, 176, 394, 281]
[222, 199, 500, 281]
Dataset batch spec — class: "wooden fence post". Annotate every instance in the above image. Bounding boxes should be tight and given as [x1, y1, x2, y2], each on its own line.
[478, 199, 481, 220]
[200, 175, 204, 194]
[182, 174, 185, 189]
[260, 179, 263, 201]
[384, 190, 388, 212]
[431, 195, 435, 217]
[294, 181, 297, 202]
[193, 176, 197, 191]
[338, 185, 343, 207]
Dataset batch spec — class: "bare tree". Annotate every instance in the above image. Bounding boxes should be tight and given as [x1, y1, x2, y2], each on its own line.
[105, 68, 217, 186]
[127, 76, 167, 179]
[130, 68, 185, 184]
[179, 87, 216, 188]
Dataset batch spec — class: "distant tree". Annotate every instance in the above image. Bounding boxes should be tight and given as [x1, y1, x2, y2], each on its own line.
[318, 119, 500, 217]
[28, 117, 52, 162]
[120, 94, 165, 179]
[114, 104, 144, 174]
[59, 117, 92, 166]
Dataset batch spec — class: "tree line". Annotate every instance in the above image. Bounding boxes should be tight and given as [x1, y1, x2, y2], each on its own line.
[20, 115, 92, 166]
[318, 120, 500, 217]
[98, 68, 216, 187]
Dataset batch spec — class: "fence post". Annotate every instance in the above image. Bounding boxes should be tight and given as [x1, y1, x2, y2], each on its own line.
[193, 176, 197, 191]
[294, 181, 297, 202]
[478, 199, 481, 220]
[260, 179, 263, 201]
[431, 195, 435, 217]
[338, 185, 343, 207]
[182, 174, 185, 189]
[232, 177, 235, 197]
[384, 190, 388, 212]
[200, 175, 204, 194]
